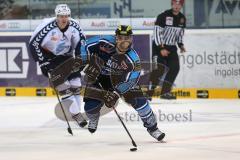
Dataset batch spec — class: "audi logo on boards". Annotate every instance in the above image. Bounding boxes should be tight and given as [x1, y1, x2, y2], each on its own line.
[107, 21, 120, 28]
[7, 22, 20, 29]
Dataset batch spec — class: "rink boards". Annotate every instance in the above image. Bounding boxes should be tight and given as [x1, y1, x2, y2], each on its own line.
[0, 30, 240, 98]
[0, 87, 239, 99]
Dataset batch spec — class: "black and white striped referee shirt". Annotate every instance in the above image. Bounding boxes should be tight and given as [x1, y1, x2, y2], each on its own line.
[154, 9, 186, 48]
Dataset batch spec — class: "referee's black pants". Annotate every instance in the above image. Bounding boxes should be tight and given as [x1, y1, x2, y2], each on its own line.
[150, 43, 180, 95]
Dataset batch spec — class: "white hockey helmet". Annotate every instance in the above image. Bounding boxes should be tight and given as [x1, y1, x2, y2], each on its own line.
[55, 4, 71, 16]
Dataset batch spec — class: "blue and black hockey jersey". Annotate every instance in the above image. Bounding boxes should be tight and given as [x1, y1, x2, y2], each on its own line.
[81, 35, 141, 94]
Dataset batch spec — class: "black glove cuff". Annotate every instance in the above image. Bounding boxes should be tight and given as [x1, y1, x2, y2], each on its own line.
[178, 43, 184, 49]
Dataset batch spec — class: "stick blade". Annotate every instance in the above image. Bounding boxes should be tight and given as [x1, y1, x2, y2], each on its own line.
[132, 140, 137, 147]
[68, 127, 73, 136]
[130, 147, 137, 152]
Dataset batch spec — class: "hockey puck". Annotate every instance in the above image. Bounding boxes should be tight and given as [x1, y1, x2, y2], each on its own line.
[130, 147, 137, 152]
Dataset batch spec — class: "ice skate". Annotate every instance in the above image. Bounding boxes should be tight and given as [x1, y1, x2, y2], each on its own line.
[147, 128, 165, 141]
[72, 113, 88, 128]
[87, 112, 100, 133]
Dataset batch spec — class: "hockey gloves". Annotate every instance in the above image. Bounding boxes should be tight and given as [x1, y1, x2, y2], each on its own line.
[104, 91, 120, 108]
[72, 56, 84, 72]
[48, 57, 83, 87]
[39, 61, 51, 77]
[84, 55, 104, 84]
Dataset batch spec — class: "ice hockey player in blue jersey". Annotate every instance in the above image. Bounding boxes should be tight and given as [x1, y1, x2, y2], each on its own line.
[29, 4, 87, 128]
[81, 25, 165, 141]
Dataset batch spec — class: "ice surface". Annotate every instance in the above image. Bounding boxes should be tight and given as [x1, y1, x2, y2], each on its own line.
[0, 97, 239, 160]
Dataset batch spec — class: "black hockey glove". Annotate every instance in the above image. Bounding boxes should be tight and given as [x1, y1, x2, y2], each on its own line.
[48, 57, 84, 87]
[84, 55, 104, 84]
[84, 64, 100, 83]
[39, 61, 52, 77]
[104, 91, 120, 108]
[72, 56, 84, 72]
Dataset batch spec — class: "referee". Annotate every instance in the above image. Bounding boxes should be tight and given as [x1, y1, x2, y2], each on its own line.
[148, 0, 186, 100]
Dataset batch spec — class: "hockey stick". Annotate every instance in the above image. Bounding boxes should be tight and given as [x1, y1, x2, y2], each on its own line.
[98, 83, 137, 151]
[112, 107, 137, 151]
[48, 73, 73, 136]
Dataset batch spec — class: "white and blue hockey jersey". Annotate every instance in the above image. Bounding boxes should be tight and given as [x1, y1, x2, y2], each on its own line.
[29, 17, 85, 64]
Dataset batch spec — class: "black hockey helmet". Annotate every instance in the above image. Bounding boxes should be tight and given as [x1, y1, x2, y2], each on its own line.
[115, 25, 133, 36]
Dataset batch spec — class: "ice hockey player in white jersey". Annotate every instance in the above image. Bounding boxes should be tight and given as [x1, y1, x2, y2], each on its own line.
[29, 4, 87, 128]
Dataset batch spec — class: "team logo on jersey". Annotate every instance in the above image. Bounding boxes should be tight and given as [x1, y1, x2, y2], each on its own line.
[120, 60, 128, 70]
[51, 36, 59, 41]
[51, 31, 58, 41]
[166, 17, 173, 25]
[106, 59, 129, 71]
